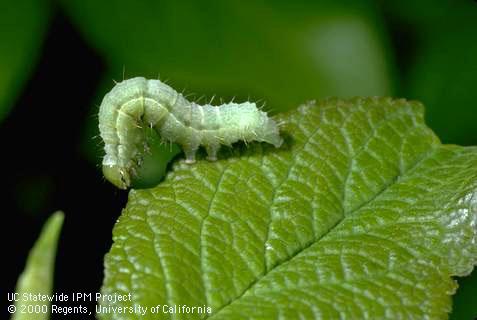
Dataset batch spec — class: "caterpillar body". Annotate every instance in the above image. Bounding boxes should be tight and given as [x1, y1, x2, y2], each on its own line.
[99, 77, 283, 189]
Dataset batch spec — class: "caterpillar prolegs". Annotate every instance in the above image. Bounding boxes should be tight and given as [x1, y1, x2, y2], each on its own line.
[99, 77, 283, 189]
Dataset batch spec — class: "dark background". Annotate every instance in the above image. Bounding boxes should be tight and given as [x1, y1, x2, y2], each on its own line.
[1, 14, 123, 319]
[1, 1, 476, 319]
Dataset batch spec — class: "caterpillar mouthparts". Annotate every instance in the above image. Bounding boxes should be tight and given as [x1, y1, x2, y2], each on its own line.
[98, 77, 283, 189]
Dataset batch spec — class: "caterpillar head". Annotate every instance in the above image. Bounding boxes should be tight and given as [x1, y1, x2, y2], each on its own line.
[102, 165, 131, 189]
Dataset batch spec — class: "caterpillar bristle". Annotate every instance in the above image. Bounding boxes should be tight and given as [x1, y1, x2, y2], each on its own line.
[196, 94, 206, 103]
[258, 102, 272, 113]
[183, 92, 195, 99]
[209, 95, 216, 105]
[92, 135, 103, 143]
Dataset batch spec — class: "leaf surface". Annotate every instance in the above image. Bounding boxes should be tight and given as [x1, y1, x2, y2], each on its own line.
[100, 98, 477, 319]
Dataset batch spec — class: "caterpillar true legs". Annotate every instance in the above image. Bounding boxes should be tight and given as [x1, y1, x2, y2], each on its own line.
[98, 77, 283, 189]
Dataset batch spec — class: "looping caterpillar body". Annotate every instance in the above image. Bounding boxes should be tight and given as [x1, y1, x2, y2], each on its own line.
[99, 77, 283, 189]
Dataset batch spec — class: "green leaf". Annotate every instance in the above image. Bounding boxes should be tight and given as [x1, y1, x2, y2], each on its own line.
[0, 0, 50, 123]
[100, 98, 477, 319]
[13, 211, 64, 320]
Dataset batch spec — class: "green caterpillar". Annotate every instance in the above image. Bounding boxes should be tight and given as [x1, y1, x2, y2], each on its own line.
[98, 77, 283, 189]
